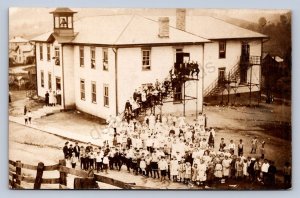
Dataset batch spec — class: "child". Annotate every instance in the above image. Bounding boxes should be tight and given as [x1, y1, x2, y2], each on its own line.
[80, 149, 87, 170]
[206, 161, 215, 186]
[24, 112, 28, 125]
[70, 152, 78, 169]
[228, 140, 236, 155]
[27, 110, 32, 124]
[283, 162, 291, 186]
[170, 157, 179, 182]
[184, 162, 192, 184]
[158, 156, 168, 182]
[222, 155, 231, 181]
[198, 159, 207, 186]
[237, 139, 244, 156]
[219, 138, 226, 152]
[251, 136, 258, 154]
[243, 159, 249, 180]
[235, 157, 243, 180]
[95, 151, 102, 173]
[102, 154, 109, 174]
[178, 161, 185, 182]
[140, 158, 146, 175]
[191, 163, 198, 184]
[214, 159, 223, 183]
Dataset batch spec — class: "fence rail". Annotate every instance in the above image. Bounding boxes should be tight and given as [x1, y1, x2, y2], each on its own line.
[9, 159, 145, 190]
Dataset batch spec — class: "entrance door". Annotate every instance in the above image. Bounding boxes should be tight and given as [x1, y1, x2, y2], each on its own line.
[218, 68, 226, 85]
[56, 77, 61, 90]
[241, 42, 250, 62]
[241, 42, 250, 83]
[55, 77, 62, 105]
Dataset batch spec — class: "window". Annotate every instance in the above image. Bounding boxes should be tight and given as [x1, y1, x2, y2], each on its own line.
[142, 48, 151, 70]
[47, 44, 51, 61]
[91, 47, 96, 69]
[41, 70, 44, 88]
[218, 68, 226, 85]
[104, 84, 109, 107]
[80, 79, 85, 100]
[91, 81, 97, 103]
[219, 41, 226, 59]
[48, 72, 52, 90]
[39, 44, 43, 60]
[55, 47, 60, 65]
[103, 48, 108, 71]
[79, 46, 84, 67]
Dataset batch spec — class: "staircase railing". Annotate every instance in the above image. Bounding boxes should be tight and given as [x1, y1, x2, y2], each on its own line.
[204, 60, 240, 97]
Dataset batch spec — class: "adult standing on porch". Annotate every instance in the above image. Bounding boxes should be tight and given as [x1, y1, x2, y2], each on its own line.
[52, 90, 57, 106]
[49, 90, 53, 106]
[45, 91, 49, 106]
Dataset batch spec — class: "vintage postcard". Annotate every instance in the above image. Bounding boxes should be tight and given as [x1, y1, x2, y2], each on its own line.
[8, 8, 291, 190]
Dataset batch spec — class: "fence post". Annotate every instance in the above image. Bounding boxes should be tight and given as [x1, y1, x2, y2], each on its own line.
[59, 159, 67, 187]
[34, 162, 44, 189]
[15, 160, 22, 186]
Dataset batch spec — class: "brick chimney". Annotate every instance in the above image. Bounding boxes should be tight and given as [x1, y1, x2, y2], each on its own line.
[158, 17, 169, 38]
[176, 8, 186, 31]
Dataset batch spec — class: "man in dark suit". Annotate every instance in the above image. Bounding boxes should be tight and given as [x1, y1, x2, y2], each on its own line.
[45, 91, 49, 106]
[114, 148, 122, 171]
[63, 141, 69, 159]
[74, 142, 80, 159]
[68, 144, 74, 158]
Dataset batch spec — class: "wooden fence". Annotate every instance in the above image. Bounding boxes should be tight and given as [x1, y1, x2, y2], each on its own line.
[9, 159, 149, 190]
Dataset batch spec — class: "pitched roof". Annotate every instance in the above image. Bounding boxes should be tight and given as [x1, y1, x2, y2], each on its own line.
[50, 7, 77, 14]
[31, 31, 53, 42]
[185, 16, 267, 39]
[17, 44, 33, 52]
[9, 36, 28, 43]
[31, 15, 209, 45]
[71, 15, 209, 45]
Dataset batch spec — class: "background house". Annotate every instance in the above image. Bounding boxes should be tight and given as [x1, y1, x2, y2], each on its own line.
[15, 44, 35, 64]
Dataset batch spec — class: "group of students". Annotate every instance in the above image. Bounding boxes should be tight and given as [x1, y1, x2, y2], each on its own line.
[124, 79, 172, 122]
[123, 61, 200, 124]
[62, 113, 291, 187]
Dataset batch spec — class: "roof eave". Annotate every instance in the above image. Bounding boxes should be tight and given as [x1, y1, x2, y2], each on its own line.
[208, 36, 269, 40]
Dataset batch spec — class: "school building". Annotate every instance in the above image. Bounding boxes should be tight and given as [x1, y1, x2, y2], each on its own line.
[32, 8, 267, 119]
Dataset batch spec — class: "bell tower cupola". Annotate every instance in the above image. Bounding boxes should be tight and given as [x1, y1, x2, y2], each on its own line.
[50, 7, 77, 37]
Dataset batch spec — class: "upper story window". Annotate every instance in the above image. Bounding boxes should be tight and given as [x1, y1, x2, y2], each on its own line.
[39, 44, 43, 60]
[103, 48, 108, 71]
[80, 79, 85, 100]
[91, 81, 97, 103]
[79, 46, 84, 67]
[91, 47, 95, 69]
[47, 44, 51, 61]
[104, 84, 109, 107]
[41, 70, 44, 88]
[219, 41, 226, 59]
[142, 48, 151, 71]
[48, 72, 52, 90]
[55, 47, 60, 65]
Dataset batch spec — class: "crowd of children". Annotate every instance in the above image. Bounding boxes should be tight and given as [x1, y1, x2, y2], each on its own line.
[62, 113, 291, 188]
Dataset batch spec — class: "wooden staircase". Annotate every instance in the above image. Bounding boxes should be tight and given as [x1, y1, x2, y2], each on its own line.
[204, 61, 241, 97]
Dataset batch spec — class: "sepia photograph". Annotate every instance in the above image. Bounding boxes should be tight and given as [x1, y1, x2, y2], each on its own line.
[8, 7, 291, 190]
